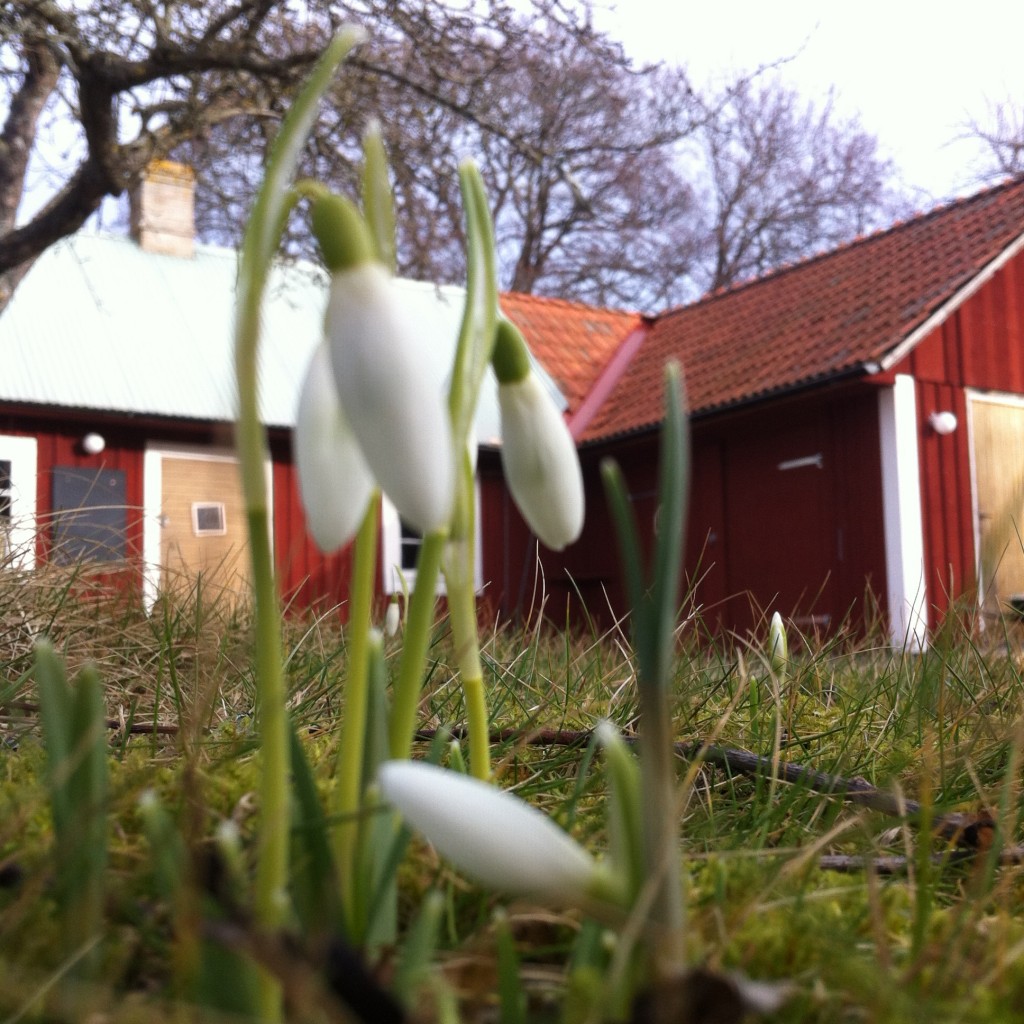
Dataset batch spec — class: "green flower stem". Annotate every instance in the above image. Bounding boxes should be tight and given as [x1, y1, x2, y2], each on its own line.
[389, 528, 446, 760]
[438, 164, 497, 782]
[448, 162, 498, 448]
[448, 571, 489, 780]
[237, 216, 292, 1019]
[445, 451, 490, 780]
[638, 363, 688, 975]
[599, 363, 690, 979]
[638, 681, 686, 973]
[333, 493, 379, 920]
[233, 30, 364, 1020]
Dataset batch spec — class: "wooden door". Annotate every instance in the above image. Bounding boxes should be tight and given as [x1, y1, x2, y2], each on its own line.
[158, 452, 251, 604]
[970, 397, 1024, 613]
[722, 418, 835, 636]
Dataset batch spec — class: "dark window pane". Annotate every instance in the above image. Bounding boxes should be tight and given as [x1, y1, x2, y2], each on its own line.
[0, 460, 11, 491]
[52, 467, 127, 564]
[399, 518, 421, 571]
[193, 503, 225, 534]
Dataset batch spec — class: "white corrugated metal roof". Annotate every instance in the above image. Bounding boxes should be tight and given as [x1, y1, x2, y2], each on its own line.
[0, 232, 563, 442]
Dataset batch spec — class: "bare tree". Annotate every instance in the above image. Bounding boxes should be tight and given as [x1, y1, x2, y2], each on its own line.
[165, 18, 912, 309]
[2, 1, 907, 318]
[0, 1, 351, 310]
[964, 98, 1024, 181]
[689, 77, 909, 294]
[179, 1, 710, 309]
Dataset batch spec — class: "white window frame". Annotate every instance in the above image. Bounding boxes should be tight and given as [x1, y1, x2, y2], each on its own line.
[380, 485, 483, 595]
[191, 501, 227, 536]
[0, 434, 38, 571]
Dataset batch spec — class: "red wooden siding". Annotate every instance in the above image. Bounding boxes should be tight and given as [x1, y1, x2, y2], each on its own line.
[269, 436, 356, 619]
[0, 414, 146, 579]
[906, 255, 1024, 396]
[913, 381, 974, 623]
[894, 247, 1024, 625]
[496, 385, 889, 640]
[688, 388, 887, 639]
[957, 256, 1024, 393]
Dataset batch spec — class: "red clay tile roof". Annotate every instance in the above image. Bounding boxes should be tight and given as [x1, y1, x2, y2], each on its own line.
[500, 291, 642, 413]
[581, 174, 1024, 443]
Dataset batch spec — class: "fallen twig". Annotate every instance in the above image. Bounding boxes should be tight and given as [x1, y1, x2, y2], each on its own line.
[416, 725, 1003, 860]
[4, 699, 180, 735]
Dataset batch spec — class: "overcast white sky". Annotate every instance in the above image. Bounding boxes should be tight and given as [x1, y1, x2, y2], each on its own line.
[586, 0, 1024, 203]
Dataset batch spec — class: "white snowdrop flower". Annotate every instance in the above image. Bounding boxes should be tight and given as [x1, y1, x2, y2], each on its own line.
[314, 194, 454, 535]
[493, 319, 584, 551]
[378, 760, 611, 907]
[294, 342, 375, 553]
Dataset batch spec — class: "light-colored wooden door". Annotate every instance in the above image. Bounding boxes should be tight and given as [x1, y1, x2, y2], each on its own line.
[971, 397, 1024, 613]
[159, 453, 250, 604]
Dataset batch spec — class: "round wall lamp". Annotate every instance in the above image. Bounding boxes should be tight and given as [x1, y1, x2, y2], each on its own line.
[81, 432, 107, 455]
[928, 411, 958, 435]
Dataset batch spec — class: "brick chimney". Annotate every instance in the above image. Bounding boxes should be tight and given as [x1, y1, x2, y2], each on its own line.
[129, 160, 195, 257]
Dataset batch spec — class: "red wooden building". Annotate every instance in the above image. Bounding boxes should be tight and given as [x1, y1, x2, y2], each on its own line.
[508, 174, 1024, 647]
[0, 165, 638, 623]
[4, 166, 1024, 647]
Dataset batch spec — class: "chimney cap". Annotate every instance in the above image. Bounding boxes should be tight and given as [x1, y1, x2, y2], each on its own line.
[130, 160, 196, 258]
[140, 159, 195, 184]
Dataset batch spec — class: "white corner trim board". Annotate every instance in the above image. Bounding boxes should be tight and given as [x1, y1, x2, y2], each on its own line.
[878, 375, 928, 650]
[0, 433, 38, 570]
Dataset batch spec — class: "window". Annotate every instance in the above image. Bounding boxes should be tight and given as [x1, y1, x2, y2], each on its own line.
[398, 517, 421, 573]
[191, 501, 227, 536]
[52, 466, 128, 565]
[0, 436, 37, 570]
[380, 490, 483, 594]
[0, 460, 12, 560]
[0, 460, 11, 523]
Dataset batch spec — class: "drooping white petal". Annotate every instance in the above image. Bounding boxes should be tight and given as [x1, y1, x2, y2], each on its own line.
[325, 263, 454, 535]
[498, 373, 584, 550]
[378, 760, 598, 904]
[294, 343, 375, 553]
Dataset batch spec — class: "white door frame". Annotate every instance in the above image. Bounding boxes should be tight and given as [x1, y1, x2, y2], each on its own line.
[966, 388, 1024, 615]
[878, 375, 928, 649]
[142, 442, 272, 611]
[0, 433, 38, 570]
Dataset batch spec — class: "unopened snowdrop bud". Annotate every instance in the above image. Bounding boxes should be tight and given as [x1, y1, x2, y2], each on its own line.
[295, 343, 375, 553]
[493, 318, 584, 550]
[378, 760, 622, 910]
[384, 595, 401, 637]
[769, 611, 788, 678]
[313, 194, 454, 535]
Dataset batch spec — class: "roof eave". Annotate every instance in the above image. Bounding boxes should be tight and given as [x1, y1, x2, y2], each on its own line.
[579, 362, 877, 449]
[879, 228, 1024, 372]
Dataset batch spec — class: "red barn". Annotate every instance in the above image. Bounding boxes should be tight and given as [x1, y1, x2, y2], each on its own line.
[516, 174, 1024, 647]
[0, 164, 636, 622]
[4, 163, 1024, 648]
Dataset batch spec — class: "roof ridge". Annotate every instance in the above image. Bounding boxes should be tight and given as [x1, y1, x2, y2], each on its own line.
[500, 289, 637, 317]
[663, 172, 1024, 320]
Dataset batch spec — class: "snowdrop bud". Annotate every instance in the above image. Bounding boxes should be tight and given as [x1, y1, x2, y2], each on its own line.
[313, 194, 454, 535]
[378, 760, 614, 908]
[384, 595, 401, 637]
[769, 611, 788, 678]
[294, 343, 375, 553]
[494, 320, 583, 550]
